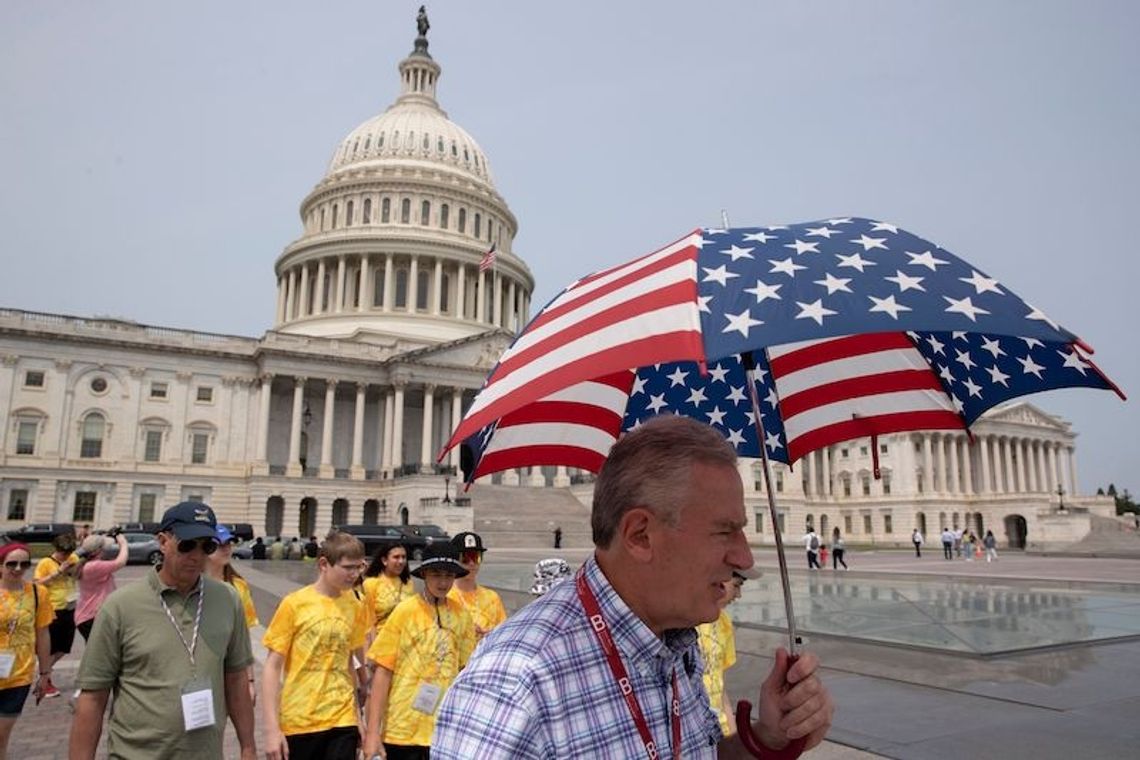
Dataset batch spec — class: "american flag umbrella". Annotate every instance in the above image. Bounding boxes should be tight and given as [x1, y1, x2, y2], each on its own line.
[439, 217, 1124, 655]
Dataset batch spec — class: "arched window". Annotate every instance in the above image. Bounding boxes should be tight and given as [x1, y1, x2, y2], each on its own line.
[458, 208, 466, 233]
[451, 141, 457, 157]
[364, 136, 371, 151]
[345, 200, 354, 227]
[352, 138, 360, 156]
[416, 270, 429, 310]
[441, 272, 450, 313]
[400, 198, 411, 224]
[437, 137, 444, 152]
[363, 499, 379, 525]
[362, 198, 372, 224]
[80, 412, 105, 458]
[487, 219, 493, 242]
[474, 213, 482, 239]
[440, 204, 449, 229]
[381, 197, 391, 223]
[463, 146, 470, 163]
[378, 132, 385, 148]
[406, 131, 414, 149]
[331, 204, 339, 229]
[319, 208, 326, 230]
[395, 270, 408, 308]
[332, 498, 349, 527]
[421, 200, 431, 226]
[422, 134, 430, 150]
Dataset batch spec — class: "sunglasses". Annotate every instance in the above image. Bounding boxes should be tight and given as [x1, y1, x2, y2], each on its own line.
[460, 550, 483, 565]
[3, 560, 32, 570]
[176, 538, 219, 555]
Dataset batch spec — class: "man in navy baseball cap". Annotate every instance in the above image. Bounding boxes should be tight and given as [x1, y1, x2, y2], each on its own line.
[159, 501, 220, 542]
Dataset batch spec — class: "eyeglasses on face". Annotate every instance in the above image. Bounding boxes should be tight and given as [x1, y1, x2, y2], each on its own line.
[176, 537, 219, 555]
[3, 560, 32, 570]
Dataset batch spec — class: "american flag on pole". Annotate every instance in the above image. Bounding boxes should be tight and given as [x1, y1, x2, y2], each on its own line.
[443, 218, 1122, 481]
[479, 243, 497, 273]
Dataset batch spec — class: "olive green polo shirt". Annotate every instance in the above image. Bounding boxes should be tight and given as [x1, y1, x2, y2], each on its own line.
[77, 569, 254, 759]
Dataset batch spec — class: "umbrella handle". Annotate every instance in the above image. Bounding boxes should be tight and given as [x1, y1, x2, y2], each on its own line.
[734, 654, 808, 760]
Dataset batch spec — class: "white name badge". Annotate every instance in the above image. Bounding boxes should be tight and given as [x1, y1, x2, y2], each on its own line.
[181, 681, 216, 732]
[411, 682, 442, 715]
[0, 651, 15, 679]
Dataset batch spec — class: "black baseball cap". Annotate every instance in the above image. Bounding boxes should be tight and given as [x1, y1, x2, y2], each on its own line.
[451, 531, 486, 553]
[411, 542, 468, 579]
[160, 502, 219, 541]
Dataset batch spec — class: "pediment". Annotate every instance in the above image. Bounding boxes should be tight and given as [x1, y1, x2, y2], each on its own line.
[976, 401, 1070, 433]
[392, 329, 514, 372]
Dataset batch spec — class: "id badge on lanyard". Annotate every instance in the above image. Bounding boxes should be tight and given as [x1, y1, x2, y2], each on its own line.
[159, 582, 213, 733]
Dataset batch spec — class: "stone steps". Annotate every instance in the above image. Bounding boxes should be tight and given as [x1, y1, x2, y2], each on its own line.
[471, 483, 593, 548]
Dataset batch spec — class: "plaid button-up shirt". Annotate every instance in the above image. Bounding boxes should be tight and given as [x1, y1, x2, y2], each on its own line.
[432, 555, 723, 758]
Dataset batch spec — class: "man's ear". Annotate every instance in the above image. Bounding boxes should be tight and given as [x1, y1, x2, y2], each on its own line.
[616, 507, 657, 563]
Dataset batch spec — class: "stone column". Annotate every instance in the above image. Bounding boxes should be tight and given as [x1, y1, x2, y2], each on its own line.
[392, 384, 405, 474]
[314, 260, 326, 314]
[358, 255, 370, 312]
[449, 390, 463, 470]
[1033, 441, 1045, 493]
[351, 382, 366, 478]
[455, 264, 466, 319]
[493, 272, 503, 326]
[255, 374, 273, 468]
[382, 389, 395, 475]
[947, 435, 960, 493]
[420, 385, 435, 472]
[476, 271, 487, 323]
[275, 278, 286, 325]
[383, 254, 394, 313]
[334, 255, 346, 313]
[432, 258, 443, 316]
[821, 446, 831, 496]
[319, 380, 336, 477]
[1067, 446, 1078, 495]
[1048, 441, 1060, 495]
[935, 435, 947, 493]
[1026, 441, 1038, 492]
[507, 279, 517, 331]
[408, 255, 419, 312]
[287, 377, 306, 477]
[804, 451, 815, 497]
[285, 269, 297, 321]
[922, 434, 933, 493]
[978, 436, 991, 493]
[962, 437, 974, 494]
[1001, 437, 1014, 494]
[298, 265, 310, 318]
[554, 465, 570, 487]
[1016, 439, 1028, 493]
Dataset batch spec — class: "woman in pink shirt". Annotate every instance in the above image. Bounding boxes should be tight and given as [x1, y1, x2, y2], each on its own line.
[74, 533, 128, 641]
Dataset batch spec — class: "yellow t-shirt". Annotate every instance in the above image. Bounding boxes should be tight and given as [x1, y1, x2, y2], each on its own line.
[35, 553, 79, 611]
[263, 585, 368, 736]
[363, 574, 415, 633]
[367, 594, 476, 747]
[230, 576, 259, 628]
[698, 609, 737, 734]
[0, 583, 54, 689]
[446, 584, 507, 640]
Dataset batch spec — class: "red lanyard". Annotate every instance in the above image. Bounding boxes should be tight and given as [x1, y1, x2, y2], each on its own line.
[577, 568, 682, 760]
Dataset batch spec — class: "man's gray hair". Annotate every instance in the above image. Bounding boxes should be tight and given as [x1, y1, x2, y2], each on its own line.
[592, 415, 738, 548]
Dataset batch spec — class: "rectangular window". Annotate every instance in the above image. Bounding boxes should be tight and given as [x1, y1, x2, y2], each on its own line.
[860, 446, 868, 456]
[777, 512, 786, 535]
[186, 493, 204, 504]
[863, 514, 873, 534]
[150, 382, 168, 399]
[16, 421, 37, 455]
[841, 448, 849, 458]
[24, 370, 45, 388]
[144, 430, 163, 462]
[883, 478, 892, 495]
[138, 493, 156, 522]
[775, 472, 784, 493]
[880, 443, 889, 454]
[191, 433, 209, 464]
[195, 386, 213, 403]
[843, 480, 851, 497]
[862, 479, 871, 496]
[73, 491, 97, 522]
[884, 514, 893, 533]
[7, 489, 28, 520]
[844, 515, 853, 534]
[755, 513, 763, 534]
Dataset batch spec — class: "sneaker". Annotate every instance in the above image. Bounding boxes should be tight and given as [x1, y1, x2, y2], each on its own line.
[42, 679, 61, 698]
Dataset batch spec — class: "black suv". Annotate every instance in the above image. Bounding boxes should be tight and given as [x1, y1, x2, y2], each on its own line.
[407, 524, 451, 545]
[337, 524, 429, 560]
[4, 523, 76, 544]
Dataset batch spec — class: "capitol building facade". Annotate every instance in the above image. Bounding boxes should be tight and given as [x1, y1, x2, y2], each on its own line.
[0, 23, 1111, 548]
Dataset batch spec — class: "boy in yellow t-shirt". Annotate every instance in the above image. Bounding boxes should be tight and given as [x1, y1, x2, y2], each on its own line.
[697, 569, 754, 735]
[446, 532, 506, 643]
[262, 532, 369, 760]
[362, 543, 475, 760]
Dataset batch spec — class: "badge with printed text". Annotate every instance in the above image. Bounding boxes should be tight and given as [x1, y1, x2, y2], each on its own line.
[180, 677, 215, 732]
[411, 682, 443, 714]
[0, 651, 15, 680]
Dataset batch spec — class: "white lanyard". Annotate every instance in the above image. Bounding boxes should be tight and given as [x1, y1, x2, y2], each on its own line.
[158, 581, 205, 667]
[2, 586, 30, 639]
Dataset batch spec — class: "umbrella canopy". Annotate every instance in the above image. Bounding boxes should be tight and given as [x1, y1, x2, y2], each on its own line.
[443, 217, 1122, 481]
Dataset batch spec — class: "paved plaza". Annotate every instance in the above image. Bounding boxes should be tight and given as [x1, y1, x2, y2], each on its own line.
[13, 549, 1139, 759]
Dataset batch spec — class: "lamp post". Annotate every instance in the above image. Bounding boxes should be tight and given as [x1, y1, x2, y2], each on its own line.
[443, 477, 452, 504]
[1056, 483, 1066, 512]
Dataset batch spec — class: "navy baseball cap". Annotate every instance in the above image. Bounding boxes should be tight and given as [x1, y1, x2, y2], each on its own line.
[160, 502, 218, 541]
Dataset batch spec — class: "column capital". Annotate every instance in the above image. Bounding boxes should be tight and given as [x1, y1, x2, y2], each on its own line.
[259, 372, 275, 385]
[175, 371, 193, 383]
[1, 354, 18, 367]
[422, 383, 436, 394]
[356, 381, 368, 392]
[325, 377, 341, 390]
[294, 376, 308, 388]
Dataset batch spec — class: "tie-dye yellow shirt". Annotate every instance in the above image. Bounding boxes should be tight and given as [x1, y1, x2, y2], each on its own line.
[367, 594, 475, 746]
[363, 574, 415, 632]
[0, 583, 54, 689]
[446, 584, 507, 640]
[697, 609, 737, 734]
[34, 553, 79, 610]
[230, 575, 259, 628]
[263, 585, 368, 735]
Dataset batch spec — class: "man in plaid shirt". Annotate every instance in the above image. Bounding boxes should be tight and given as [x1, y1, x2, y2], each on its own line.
[431, 416, 832, 759]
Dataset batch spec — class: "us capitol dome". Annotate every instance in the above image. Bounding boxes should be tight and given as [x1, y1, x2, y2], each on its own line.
[273, 22, 533, 347]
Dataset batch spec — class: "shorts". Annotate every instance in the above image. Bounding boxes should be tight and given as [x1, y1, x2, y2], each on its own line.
[384, 745, 430, 760]
[48, 607, 76, 656]
[285, 726, 359, 760]
[0, 685, 31, 717]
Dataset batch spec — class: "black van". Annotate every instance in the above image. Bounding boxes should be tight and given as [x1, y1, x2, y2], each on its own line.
[337, 524, 428, 560]
[219, 523, 254, 542]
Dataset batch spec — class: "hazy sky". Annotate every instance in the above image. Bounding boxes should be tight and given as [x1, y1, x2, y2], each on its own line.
[2, 1, 1136, 495]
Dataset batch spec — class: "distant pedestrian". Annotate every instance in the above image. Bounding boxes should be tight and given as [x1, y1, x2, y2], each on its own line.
[270, 538, 286, 560]
[553, 526, 562, 549]
[304, 536, 319, 560]
[802, 527, 821, 569]
[831, 528, 848, 570]
[954, 528, 964, 558]
[34, 532, 79, 694]
[962, 531, 975, 561]
[251, 537, 267, 560]
[941, 528, 955, 560]
[912, 528, 923, 558]
[75, 532, 129, 641]
[983, 530, 999, 562]
[288, 538, 304, 561]
[0, 543, 53, 757]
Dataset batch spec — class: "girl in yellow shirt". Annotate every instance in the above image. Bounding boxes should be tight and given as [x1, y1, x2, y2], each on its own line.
[363, 544, 415, 634]
[207, 526, 258, 704]
[0, 542, 54, 755]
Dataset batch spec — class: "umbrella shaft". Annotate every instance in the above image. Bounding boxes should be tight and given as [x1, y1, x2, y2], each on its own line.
[744, 361, 799, 656]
